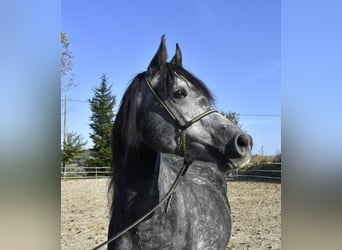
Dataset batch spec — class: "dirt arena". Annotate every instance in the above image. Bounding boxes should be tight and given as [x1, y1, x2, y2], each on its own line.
[61, 179, 281, 249]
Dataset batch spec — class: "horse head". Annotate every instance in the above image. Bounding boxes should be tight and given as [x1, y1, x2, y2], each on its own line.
[136, 35, 252, 171]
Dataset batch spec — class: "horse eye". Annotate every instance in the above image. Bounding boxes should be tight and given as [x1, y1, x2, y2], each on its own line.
[173, 88, 187, 99]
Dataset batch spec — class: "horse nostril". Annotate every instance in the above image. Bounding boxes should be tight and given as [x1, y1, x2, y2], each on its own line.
[235, 133, 251, 156]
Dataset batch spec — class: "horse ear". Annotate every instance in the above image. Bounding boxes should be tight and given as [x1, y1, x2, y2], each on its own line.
[170, 43, 182, 67]
[148, 34, 168, 74]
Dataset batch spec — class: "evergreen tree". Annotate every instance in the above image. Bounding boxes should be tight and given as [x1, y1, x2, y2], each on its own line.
[62, 132, 87, 176]
[85, 74, 116, 176]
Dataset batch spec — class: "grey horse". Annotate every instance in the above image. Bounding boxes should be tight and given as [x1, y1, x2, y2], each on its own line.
[107, 35, 252, 249]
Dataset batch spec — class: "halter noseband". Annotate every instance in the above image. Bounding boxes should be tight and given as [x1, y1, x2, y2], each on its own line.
[145, 77, 217, 161]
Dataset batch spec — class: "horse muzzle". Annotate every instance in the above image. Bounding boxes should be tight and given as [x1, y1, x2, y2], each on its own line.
[224, 132, 253, 170]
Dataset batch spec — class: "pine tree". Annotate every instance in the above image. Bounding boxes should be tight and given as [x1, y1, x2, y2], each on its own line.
[62, 132, 87, 176]
[85, 74, 116, 176]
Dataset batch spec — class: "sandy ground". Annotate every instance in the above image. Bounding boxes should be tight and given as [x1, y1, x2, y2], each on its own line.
[61, 179, 280, 250]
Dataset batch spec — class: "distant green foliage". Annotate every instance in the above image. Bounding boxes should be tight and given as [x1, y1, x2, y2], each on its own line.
[61, 132, 87, 174]
[250, 154, 271, 165]
[247, 152, 281, 169]
[272, 153, 281, 163]
[220, 111, 241, 128]
[85, 74, 116, 176]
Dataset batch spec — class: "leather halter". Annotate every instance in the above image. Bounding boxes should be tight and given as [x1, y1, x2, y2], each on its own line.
[90, 76, 217, 250]
[145, 77, 217, 160]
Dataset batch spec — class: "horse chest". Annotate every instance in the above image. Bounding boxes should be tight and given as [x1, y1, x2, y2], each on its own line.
[135, 181, 230, 249]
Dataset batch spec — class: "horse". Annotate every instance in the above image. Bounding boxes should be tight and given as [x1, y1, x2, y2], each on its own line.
[107, 35, 252, 249]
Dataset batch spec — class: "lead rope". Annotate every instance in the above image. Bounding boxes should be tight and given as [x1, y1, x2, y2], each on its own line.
[164, 129, 191, 213]
[90, 121, 193, 250]
[90, 154, 192, 250]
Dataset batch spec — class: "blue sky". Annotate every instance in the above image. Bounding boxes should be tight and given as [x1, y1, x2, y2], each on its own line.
[62, 0, 280, 156]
